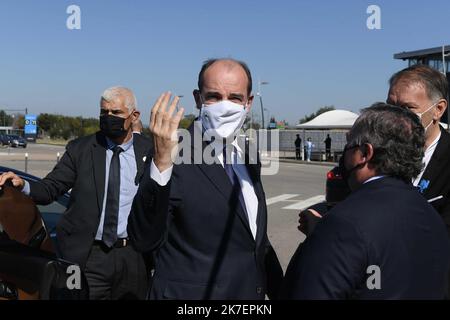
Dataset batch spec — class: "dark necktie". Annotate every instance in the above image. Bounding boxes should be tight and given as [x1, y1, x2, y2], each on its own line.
[223, 146, 249, 222]
[102, 145, 123, 247]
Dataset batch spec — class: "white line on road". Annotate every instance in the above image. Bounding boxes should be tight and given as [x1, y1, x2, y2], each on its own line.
[266, 194, 299, 205]
[282, 195, 325, 210]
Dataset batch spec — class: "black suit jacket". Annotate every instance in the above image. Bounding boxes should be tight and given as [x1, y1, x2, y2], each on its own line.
[28, 132, 153, 268]
[419, 127, 450, 235]
[128, 125, 283, 300]
[282, 177, 450, 299]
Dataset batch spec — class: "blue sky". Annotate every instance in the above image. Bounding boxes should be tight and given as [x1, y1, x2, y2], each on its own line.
[1, 0, 449, 125]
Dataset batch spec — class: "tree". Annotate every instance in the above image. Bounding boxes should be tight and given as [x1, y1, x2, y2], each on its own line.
[299, 106, 335, 124]
[0, 110, 13, 126]
[179, 114, 196, 129]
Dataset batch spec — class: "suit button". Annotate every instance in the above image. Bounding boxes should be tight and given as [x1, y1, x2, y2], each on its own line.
[256, 287, 262, 294]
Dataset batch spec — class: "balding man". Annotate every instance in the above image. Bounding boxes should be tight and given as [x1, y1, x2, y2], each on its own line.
[0, 86, 153, 300]
[387, 65, 450, 232]
[128, 59, 283, 300]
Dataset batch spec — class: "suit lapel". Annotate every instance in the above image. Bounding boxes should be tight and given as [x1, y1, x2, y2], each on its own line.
[421, 128, 450, 198]
[196, 161, 253, 237]
[188, 123, 254, 238]
[132, 133, 149, 185]
[92, 133, 107, 215]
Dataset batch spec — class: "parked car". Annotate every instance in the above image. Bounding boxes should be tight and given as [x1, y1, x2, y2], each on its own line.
[7, 135, 27, 148]
[0, 134, 11, 146]
[0, 166, 88, 300]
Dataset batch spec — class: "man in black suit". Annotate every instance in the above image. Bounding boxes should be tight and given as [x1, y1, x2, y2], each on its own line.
[300, 65, 450, 234]
[283, 103, 450, 299]
[0, 86, 152, 300]
[128, 58, 283, 300]
[387, 65, 450, 234]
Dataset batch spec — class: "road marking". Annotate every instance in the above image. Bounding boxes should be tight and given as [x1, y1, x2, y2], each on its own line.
[266, 194, 299, 205]
[282, 195, 325, 210]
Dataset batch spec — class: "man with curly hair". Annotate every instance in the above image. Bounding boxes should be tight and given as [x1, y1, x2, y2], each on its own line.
[282, 103, 450, 299]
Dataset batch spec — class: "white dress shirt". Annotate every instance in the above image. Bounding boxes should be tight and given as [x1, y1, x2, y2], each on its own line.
[413, 132, 441, 187]
[150, 139, 259, 239]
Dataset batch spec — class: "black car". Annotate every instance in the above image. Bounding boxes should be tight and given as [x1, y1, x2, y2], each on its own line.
[0, 166, 88, 300]
[7, 135, 27, 148]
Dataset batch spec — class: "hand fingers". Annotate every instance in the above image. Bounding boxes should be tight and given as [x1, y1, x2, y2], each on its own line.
[166, 95, 180, 120]
[308, 209, 322, 218]
[169, 107, 184, 133]
[0, 172, 18, 187]
[155, 92, 172, 132]
[150, 92, 167, 130]
[12, 178, 22, 188]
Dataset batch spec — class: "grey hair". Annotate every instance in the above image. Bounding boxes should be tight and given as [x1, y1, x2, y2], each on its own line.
[101, 86, 137, 112]
[347, 103, 425, 182]
[389, 64, 449, 102]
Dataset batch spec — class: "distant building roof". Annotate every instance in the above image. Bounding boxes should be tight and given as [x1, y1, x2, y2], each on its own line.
[296, 110, 359, 130]
[394, 45, 450, 60]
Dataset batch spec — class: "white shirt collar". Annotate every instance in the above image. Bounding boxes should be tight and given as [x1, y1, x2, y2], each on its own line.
[412, 131, 441, 186]
[363, 175, 386, 184]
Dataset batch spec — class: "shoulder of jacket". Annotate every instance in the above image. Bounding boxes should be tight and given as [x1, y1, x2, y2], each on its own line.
[66, 133, 98, 150]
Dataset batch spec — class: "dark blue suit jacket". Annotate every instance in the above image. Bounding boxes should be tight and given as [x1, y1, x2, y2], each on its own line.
[128, 126, 283, 300]
[282, 177, 450, 299]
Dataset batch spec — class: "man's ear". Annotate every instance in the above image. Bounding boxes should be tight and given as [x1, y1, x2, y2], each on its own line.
[193, 89, 202, 110]
[131, 109, 141, 123]
[361, 143, 374, 162]
[434, 99, 448, 121]
[246, 95, 254, 111]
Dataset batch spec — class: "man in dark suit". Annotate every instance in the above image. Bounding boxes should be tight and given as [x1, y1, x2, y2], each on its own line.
[300, 65, 450, 234]
[387, 65, 450, 234]
[128, 58, 283, 300]
[283, 103, 450, 299]
[0, 86, 152, 300]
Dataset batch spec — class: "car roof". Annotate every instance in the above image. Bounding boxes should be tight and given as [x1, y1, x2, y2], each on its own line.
[0, 166, 41, 182]
[0, 166, 70, 202]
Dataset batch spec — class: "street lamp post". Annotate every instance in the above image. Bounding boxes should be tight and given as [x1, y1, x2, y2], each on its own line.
[257, 80, 269, 129]
[177, 95, 184, 112]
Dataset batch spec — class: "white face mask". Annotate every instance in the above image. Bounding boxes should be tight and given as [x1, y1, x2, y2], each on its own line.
[199, 100, 248, 139]
[415, 102, 437, 132]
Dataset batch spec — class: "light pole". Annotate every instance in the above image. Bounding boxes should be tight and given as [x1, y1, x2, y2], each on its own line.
[257, 80, 269, 129]
[176, 95, 184, 112]
[263, 107, 270, 128]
